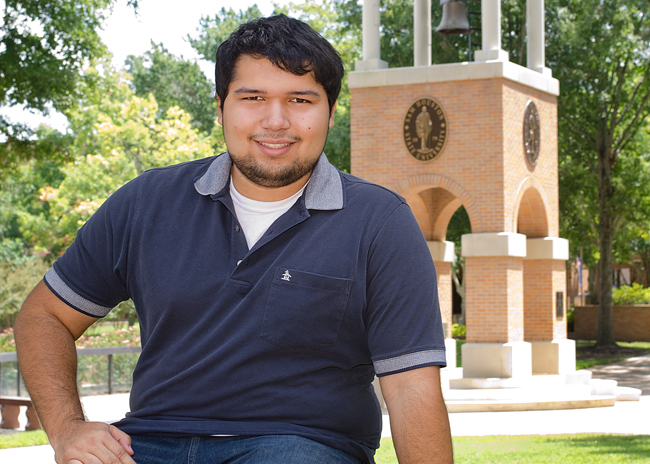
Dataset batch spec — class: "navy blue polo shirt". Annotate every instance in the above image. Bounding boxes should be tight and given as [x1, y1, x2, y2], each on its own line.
[44, 153, 446, 463]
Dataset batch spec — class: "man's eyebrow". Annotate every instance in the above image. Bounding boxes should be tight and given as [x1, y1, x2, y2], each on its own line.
[232, 88, 323, 98]
[233, 87, 267, 94]
[287, 90, 323, 98]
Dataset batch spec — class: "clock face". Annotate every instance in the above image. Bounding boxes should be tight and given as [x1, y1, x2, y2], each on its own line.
[523, 100, 541, 165]
[403, 97, 448, 162]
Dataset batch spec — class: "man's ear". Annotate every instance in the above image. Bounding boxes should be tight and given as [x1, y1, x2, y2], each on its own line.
[216, 97, 223, 125]
[328, 102, 337, 129]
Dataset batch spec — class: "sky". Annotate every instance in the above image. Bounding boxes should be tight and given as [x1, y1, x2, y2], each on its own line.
[98, 0, 285, 70]
[1, 0, 290, 132]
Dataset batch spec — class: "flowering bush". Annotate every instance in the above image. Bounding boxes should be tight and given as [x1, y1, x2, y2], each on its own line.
[0, 327, 15, 352]
[0, 324, 141, 352]
[0, 324, 141, 396]
[75, 325, 141, 349]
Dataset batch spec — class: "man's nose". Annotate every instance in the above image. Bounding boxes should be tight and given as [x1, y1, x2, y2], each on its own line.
[261, 101, 291, 131]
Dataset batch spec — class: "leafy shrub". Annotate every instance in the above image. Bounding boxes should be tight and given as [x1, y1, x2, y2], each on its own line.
[452, 323, 466, 339]
[612, 283, 650, 305]
[0, 239, 30, 265]
[0, 258, 50, 329]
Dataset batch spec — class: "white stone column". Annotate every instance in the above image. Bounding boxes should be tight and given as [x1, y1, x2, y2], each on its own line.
[474, 0, 509, 62]
[355, 0, 388, 71]
[456, 232, 532, 383]
[427, 240, 458, 380]
[413, 0, 431, 67]
[526, 0, 552, 76]
[525, 237, 574, 374]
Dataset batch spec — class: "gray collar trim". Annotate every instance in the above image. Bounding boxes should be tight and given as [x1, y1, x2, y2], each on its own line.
[194, 153, 232, 196]
[193, 152, 343, 211]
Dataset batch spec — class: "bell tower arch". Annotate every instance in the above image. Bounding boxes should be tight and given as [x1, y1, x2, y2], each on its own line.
[350, 0, 574, 380]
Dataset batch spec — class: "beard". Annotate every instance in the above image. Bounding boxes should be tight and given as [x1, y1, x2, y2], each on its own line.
[230, 153, 318, 188]
[229, 134, 325, 188]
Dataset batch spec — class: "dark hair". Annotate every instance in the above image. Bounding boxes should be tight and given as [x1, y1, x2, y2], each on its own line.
[215, 14, 344, 112]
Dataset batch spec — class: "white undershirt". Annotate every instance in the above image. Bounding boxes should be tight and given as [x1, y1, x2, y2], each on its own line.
[230, 179, 308, 249]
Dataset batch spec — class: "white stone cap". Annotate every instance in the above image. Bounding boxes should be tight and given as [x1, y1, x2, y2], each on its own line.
[461, 232, 527, 258]
[427, 240, 455, 262]
[349, 60, 559, 96]
[474, 49, 510, 62]
[354, 58, 388, 71]
[525, 237, 569, 260]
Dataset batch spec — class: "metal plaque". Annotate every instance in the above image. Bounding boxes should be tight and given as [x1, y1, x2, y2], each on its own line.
[403, 97, 448, 162]
[523, 100, 541, 165]
[556, 291, 564, 319]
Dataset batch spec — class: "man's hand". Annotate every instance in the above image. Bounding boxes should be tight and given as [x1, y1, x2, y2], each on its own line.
[51, 420, 135, 464]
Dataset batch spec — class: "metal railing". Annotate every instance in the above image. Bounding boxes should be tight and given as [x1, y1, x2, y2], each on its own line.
[0, 346, 142, 397]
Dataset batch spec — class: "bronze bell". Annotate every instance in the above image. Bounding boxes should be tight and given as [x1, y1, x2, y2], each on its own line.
[435, 0, 471, 37]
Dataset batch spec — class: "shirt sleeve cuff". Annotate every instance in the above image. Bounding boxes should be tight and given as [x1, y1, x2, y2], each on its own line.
[44, 267, 113, 318]
[373, 349, 447, 376]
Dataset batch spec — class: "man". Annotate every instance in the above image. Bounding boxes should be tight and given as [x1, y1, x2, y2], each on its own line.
[15, 15, 453, 464]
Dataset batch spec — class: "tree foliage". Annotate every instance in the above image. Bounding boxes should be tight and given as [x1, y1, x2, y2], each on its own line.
[0, 0, 142, 176]
[548, 0, 650, 346]
[18, 71, 216, 257]
[126, 43, 218, 134]
[187, 5, 264, 64]
[1, 0, 111, 111]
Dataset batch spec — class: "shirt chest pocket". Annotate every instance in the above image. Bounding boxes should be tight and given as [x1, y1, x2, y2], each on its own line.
[261, 268, 353, 351]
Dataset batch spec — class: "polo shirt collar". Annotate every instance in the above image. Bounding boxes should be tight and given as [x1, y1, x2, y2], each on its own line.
[194, 152, 344, 210]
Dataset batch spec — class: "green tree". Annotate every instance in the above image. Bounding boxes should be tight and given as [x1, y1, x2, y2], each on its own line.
[0, 0, 138, 174]
[18, 80, 216, 257]
[126, 43, 218, 134]
[548, 0, 650, 346]
[187, 5, 264, 62]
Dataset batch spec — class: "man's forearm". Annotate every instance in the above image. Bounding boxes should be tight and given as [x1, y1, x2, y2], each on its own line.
[14, 292, 86, 438]
[381, 366, 454, 463]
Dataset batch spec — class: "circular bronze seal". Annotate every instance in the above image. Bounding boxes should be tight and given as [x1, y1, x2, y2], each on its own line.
[523, 100, 541, 165]
[403, 97, 448, 162]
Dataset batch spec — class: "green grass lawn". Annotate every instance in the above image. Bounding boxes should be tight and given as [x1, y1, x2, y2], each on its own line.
[4, 433, 649, 462]
[375, 434, 650, 463]
[0, 430, 48, 449]
[575, 340, 650, 370]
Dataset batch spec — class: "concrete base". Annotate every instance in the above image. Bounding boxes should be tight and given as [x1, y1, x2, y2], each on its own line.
[445, 338, 457, 369]
[446, 372, 617, 412]
[445, 395, 616, 413]
[530, 339, 576, 374]
[462, 341, 532, 379]
[450, 376, 532, 389]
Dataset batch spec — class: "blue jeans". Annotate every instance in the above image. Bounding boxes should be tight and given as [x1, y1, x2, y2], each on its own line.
[130, 434, 363, 464]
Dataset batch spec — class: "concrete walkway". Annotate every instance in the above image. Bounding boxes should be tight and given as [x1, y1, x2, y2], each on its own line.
[2, 354, 650, 463]
[589, 352, 650, 395]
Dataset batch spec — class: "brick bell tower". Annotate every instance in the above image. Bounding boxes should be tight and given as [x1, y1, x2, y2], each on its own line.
[350, 0, 575, 383]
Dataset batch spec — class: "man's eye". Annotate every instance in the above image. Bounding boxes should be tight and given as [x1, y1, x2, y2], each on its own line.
[244, 96, 263, 101]
[291, 98, 310, 103]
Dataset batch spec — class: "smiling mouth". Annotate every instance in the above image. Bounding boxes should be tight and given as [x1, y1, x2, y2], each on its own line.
[257, 141, 293, 148]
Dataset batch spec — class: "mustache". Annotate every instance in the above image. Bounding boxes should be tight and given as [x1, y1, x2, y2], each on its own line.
[249, 133, 302, 142]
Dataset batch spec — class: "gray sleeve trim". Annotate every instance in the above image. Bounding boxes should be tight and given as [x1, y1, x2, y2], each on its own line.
[45, 267, 112, 317]
[373, 349, 447, 376]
